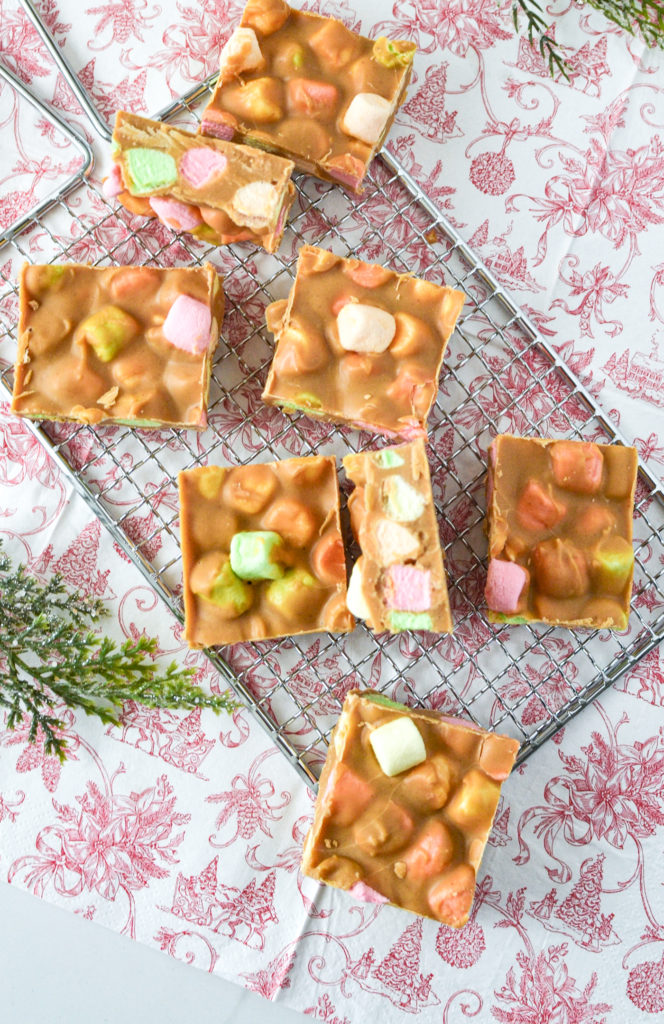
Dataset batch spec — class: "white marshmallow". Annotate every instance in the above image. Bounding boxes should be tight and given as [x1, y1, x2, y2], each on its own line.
[341, 93, 392, 145]
[346, 559, 371, 620]
[230, 181, 279, 226]
[382, 476, 426, 523]
[369, 717, 427, 777]
[337, 303, 396, 353]
[372, 517, 420, 565]
[219, 28, 264, 75]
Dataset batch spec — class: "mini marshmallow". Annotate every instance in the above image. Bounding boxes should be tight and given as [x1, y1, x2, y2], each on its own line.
[219, 27, 264, 75]
[231, 181, 280, 225]
[179, 148, 228, 189]
[485, 559, 529, 615]
[388, 611, 433, 632]
[341, 93, 392, 145]
[103, 163, 124, 198]
[337, 303, 396, 353]
[374, 450, 404, 469]
[162, 294, 212, 354]
[76, 305, 139, 363]
[591, 536, 634, 595]
[229, 531, 285, 581]
[373, 518, 420, 565]
[385, 565, 431, 612]
[369, 717, 427, 777]
[382, 476, 426, 522]
[149, 197, 203, 232]
[124, 148, 178, 194]
[346, 559, 371, 620]
[349, 882, 389, 904]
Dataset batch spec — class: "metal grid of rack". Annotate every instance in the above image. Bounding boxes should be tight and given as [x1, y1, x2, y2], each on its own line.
[1, 8, 663, 791]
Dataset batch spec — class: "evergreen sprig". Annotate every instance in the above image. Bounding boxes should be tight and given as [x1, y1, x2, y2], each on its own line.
[0, 544, 237, 760]
[512, 0, 664, 79]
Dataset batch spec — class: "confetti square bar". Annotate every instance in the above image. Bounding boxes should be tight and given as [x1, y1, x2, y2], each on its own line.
[343, 440, 453, 634]
[262, 245, 465, 440]
[12, 262, 223, 430]
[200, 0, 416, 192]
[179, 455, 354, 646]
[301, 690, 519, 927]
[109, 112, 295, 253]
[485, 434, 638, 628]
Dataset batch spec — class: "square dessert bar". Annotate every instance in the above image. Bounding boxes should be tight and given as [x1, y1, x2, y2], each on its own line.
[12, 262, 223, 430]
[108, 112, 295, 253]
[263, 246, 465, 440]
[301, 690, 519, 928]
[343, 440, 453, 634]
[179, 455, 354, 646]
[485, 434, 638, 628]
[200, 0, 416, 192]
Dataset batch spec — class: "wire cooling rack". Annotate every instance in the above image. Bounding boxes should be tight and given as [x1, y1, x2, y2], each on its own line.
[1, 6, 663, 790]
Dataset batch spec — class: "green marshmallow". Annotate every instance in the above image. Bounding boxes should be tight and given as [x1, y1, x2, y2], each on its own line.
[230, 531, 285, 581]
[490, 612, 530, 625]
[37, 265, 67, 290]
[592, 536, 634, 595]
[191, 224, 222, 244]
[125, 148, 177, 195]
[389, 611, 433, 632]
[77, 304, 139, 362]
[373, 37, 417, 68]
[374, 450, 404, 469]
[208, 559, 253, 618]
[264, 567, 319, 616]
[363, 693, 405, 710]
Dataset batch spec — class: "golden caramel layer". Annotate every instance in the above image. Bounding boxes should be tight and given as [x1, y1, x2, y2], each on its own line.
[12, 263, 223, 430]
[301, 690, 519, 927]
[179, 455, 354, 646]
[485, 434, 638, 628]
[111, 112, 295, 253]
[263, 245, 465, 439]
[201, 0, 415, 191]
[343, 440, 453, 634]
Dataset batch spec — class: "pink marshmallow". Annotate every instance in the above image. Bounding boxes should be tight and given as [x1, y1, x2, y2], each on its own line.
[149, 196, 203, 232]
[103, 163, 124, 198]
[179, 147, 229, 189]
[385, 565, 431, 612]
[162, 294, 212, 355]
[485, 559, 529, 614]
[200, 117, 235, 141]
[349, 882, 388, 904]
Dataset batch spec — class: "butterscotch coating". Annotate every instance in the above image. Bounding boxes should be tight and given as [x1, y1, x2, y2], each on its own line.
[12, 263, 223, 430]
[343, 440, 453, 634]
[110, 112, 295, 253]
[301, 690, 520, 927]
[262, 245, 465, 439]
[178, 455, 354, 646]
[200, 1, 416, 192]
[485, 434, 638, 629]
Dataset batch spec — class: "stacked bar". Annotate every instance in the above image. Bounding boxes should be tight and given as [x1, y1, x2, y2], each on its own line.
[485, 434, 638, 628]
[301, 690, 519, 927]
[108, 111, 295, 253]
[179, 455, 354, 646]
[343, 440, 453, 634]
[12, 262, 223, 430]
[263, 245, 465, 440]
[201, 0, 416, 192]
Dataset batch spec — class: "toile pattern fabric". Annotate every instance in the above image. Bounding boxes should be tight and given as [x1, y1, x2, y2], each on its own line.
[1, 0, 664, 1021]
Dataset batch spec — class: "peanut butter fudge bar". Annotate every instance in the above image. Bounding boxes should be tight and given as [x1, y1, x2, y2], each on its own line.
[106, 111, 295, 253]
[12, 262, 223, 429]
[485, 434, 638, 629]
[302, 690, 519, 927]
[343, 440, 453, 634]
[263, 246, 465, 439]
[200, 0, 416, 192]
[179, 455, 354, 646]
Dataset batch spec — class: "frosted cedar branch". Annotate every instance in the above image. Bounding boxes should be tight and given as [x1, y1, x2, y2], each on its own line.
[0, 543, 237, 760]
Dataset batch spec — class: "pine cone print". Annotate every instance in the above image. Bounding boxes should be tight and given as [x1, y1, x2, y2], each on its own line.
[469, 151, 516, 195]
[627, 952, 664, 1014]
[435, 920, 486, 968]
